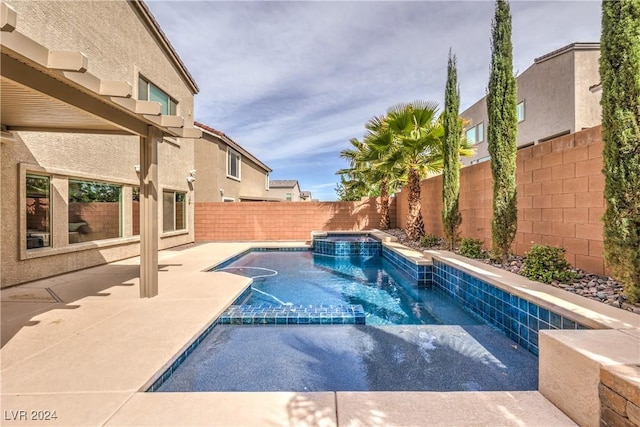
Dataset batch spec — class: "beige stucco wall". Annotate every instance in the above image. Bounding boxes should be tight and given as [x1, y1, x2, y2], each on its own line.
[574, 49, 602, 132]
[193, 136, 270, 202]
[516, 49, 575, 145]
[269, 184, 303, 201]
[461, 45, 600, 165]
[1, 0, 196, 287]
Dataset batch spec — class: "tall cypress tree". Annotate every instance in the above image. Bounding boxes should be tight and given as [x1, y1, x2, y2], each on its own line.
[487, 0, 518, 263]
[442, 50, 462, 251]
[600, 0, 640, 302]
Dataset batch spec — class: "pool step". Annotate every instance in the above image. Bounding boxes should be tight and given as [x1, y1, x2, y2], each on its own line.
[217, 304, 366, 325]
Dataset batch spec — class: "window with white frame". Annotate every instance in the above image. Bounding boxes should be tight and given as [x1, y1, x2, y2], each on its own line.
[227, 148, 241, 180]
[465, 122, 484, 145]
[265, 173, 270, 190]
[163, 190, 187, 232]
[138, 75, 177, 116]
[517, 101, 525, 123]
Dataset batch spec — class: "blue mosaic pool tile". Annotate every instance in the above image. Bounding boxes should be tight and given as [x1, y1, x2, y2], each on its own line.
[312, 236, 382, 257]
[550, 312, 562, 329]
[431, 258, 589, 356]
[382, 247, 432, 287]
[146, 318, 220, 392]
[253, 247, 311, 252]
[217, 304, 366, 326]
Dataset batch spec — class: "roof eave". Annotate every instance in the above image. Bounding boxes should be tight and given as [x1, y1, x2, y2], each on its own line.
[195, 122, 272, 173]
[130, 0, 199, 94]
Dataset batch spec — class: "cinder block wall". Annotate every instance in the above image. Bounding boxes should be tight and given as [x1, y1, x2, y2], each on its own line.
[195, 198, 395, 241]
[396, 125, 605, 274]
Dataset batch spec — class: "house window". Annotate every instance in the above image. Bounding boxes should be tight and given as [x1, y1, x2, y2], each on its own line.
[286, 192, 292, 201]
[26, 174, 51, 249]
[69, 180, 122, 243]
[517, 101, 525, 123]
[465, 122, 484, 144]
[163, 190, 186, 232]
[476, 122, 484, 143]
[222, 197, 235, 202]
[138, 75, 177, 116]
[265, 174, 270, 190]
[227, 148, 241, 180]
[466, 128, 476, 144]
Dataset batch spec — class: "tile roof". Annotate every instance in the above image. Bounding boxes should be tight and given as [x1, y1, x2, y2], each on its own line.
[194, 121, 271, 173]
[269, 180, 299, 188]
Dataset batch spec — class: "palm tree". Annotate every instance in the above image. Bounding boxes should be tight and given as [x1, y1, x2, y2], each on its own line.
[337, 129, 404, 229]
[339, 103, 473, 236]
[367, 102, 474, 240]
[337, 138, 376, 199]
[368, 102, 442, 240]
[361, 116, 407, 229]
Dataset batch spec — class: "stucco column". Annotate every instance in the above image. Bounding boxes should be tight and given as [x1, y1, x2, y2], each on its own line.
[139, 126, 161, 298]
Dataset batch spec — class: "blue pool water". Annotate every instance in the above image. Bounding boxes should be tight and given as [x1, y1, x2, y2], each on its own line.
[153, 250, 539, 393]
[216, 251, 481, 325]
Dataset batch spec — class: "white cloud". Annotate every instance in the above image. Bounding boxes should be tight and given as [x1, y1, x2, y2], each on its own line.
[147, 0, 602, 200]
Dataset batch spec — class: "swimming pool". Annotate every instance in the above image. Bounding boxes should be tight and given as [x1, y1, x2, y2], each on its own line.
[151, 250, 538, 393]
[215, 251, 478, 325]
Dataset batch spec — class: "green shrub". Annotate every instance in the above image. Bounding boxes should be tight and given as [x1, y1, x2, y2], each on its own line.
[522, 244, 578, 284]
[459, 238, 486, 259]
[420, 233, 442, 248]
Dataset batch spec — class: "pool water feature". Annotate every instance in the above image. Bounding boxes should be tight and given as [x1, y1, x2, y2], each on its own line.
[313, 233, 381, 257]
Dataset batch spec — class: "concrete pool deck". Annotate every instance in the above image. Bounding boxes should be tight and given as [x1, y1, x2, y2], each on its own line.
[0, 241, 633, 426]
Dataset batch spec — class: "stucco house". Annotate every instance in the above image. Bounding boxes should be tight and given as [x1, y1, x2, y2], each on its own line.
[461, 42, 601, 165]
[268, 180, 311, 201]
[1, 0, 201, 294]
[194, 122, 274, 202]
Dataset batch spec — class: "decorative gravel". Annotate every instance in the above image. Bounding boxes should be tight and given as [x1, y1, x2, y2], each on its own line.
[384, 229, 640, 315]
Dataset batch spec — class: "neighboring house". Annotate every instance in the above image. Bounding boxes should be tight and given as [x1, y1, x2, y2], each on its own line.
[461, 42, 601, 165]
[269, 180, 311, 201]
[194, 122, 274, 202]
[1, 0, 200, 289]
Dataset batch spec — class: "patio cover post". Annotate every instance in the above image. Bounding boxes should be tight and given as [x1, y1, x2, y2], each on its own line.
[139, 125, 161, 298]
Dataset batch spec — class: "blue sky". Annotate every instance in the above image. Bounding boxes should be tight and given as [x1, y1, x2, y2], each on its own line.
[146, 1, 602, 201]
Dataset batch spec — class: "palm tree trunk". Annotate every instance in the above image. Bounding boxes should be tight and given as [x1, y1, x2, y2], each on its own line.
[406, 167, 424, 240]
[379, 179, 391, 230]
